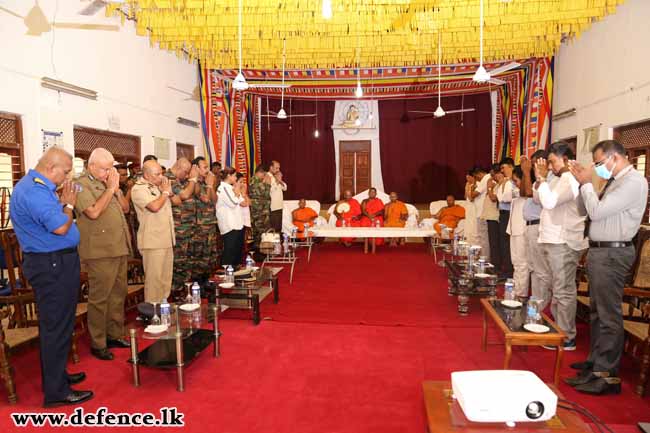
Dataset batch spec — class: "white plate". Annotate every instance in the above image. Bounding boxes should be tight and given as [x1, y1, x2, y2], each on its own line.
[524, 323, 550, 334]
[179, 303, 200, 312]
[145, 324, 168, 334]
[501, 299, 522, 308]
[474, 273, 491, 278]
[219, 282, 235, 289]
[234, 269, 250, 276]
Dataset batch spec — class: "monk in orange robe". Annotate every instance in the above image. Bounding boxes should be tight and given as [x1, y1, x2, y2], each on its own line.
[292, 199, 319, 239]
[360, 187, 385, 246]
[434, 194, 466, 235]
[384, 191, 409, 246]
[334, 189, 362, 246]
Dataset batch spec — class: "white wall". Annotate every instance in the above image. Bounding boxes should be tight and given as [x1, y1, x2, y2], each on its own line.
[552, 0, 650, 163]
[0, 0, 202, 170]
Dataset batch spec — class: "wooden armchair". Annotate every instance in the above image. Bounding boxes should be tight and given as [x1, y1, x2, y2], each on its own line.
[622, 289, 650, 397]
[0, 292, 40, 404]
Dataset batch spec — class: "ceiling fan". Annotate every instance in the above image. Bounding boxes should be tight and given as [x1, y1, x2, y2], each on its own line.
[78, 0, 124, 16]
[409, 32, 475, 119]
[0, 1, 119, 35]
[472, 0, 520, 84]
[232, 0, 291, 92]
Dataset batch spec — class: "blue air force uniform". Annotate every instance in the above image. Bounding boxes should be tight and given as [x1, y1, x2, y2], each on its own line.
[10, 169, 81, 404]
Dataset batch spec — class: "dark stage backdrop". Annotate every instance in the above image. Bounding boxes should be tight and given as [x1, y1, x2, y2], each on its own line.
[260, 99, 336, 203]
[378, 94, 493, 203]
[260, 94, 492, 203]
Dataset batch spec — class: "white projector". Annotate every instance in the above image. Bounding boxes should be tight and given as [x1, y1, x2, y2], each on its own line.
[451, 370, 557, 425]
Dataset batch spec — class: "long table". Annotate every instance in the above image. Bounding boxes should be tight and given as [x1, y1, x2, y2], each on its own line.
[309, 227, 436, 254]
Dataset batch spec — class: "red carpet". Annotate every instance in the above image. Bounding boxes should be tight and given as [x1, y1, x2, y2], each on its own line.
[0, 244, 648, 432]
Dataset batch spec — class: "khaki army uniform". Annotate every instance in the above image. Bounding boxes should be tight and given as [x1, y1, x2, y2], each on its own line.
[193, 180, 218, 281]
[249, 176, 271, 248]
[131, 179, 175, 303]
[165, 170, 196, 292]
[75, 173, 131, 350]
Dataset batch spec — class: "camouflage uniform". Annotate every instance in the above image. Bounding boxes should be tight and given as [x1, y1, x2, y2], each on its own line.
[193, 180, 219, 281]
[248, 176, 271, 248]
[165, 170, 196, 292]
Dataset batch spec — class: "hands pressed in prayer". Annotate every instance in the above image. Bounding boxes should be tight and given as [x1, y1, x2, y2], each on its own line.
[520, 156, 532, 174]
[275, 171, 283, 182]
[568, 160, 594, 185]
[465, 174, 475, 185]
[159, 176, 172, 195]
[59, 180, 78, 207]
[106, 168, 120, 194]
[205, 171, 217, 187]
[534, 157, 549, 181]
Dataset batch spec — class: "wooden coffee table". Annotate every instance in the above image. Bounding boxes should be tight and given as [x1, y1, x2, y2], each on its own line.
[481, 298, 566, 386]
[422, 381, 592, 433]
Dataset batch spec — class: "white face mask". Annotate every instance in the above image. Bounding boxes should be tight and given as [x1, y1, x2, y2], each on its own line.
[511, 181, 520, 198]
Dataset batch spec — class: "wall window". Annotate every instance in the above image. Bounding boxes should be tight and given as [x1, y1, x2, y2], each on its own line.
[0, 112, 25, 228]
[614, 120, 650, 222]
[73, 126, 141, 170]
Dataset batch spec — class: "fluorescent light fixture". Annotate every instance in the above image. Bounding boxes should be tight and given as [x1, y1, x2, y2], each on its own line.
[355, 81, 363, 98]
[322, 0, 332, 19]
[232, 72, 249, 91]
[434, 106, 446, 118]
[472, 65, 490, 83]
[552, 108, 577, 121]
[276, 108, 287, 119]
[41, 77, 97, 100]
[177, 117, 199, 128]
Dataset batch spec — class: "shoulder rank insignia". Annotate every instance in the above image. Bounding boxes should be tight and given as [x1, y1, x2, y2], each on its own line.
[33, 177, 46, 185]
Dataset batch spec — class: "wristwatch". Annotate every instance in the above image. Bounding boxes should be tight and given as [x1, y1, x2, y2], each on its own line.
[64, 204, 74, 210]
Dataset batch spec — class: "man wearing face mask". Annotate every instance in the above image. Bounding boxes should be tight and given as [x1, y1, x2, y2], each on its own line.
[565, 140, 648, 395]
[534, 141, 588, 352]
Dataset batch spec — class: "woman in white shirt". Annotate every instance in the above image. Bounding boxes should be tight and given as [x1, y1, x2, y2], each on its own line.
[216, 167, 244, 266]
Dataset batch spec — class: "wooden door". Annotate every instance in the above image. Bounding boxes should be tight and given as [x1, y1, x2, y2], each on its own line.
[339, 140, 371, 196]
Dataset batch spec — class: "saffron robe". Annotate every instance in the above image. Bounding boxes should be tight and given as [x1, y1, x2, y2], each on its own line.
[360, 198, 385, 246]
[434, 205, 466, 234]
[384, 201, 408, 228]
[335, 198, 361, 242]
[292, 207, 318, 239]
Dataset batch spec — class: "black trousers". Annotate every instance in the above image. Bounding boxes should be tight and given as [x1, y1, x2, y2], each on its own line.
[586, 246, 636, 375]
[22, 249, 80, 403]
[221, 229, 243, 267]
[498, 210, 513, 276]
[270, 209, 283, 233]
[487, 220, 500, 272]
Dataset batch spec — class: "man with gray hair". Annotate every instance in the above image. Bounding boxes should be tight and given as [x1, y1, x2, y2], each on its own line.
[10, 146, 93, 407]
[75, 148, 131, 361]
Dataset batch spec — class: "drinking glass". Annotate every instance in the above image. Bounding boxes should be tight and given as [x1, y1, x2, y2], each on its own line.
[151, 301, 160, 326]
[184, 282, 193, 304]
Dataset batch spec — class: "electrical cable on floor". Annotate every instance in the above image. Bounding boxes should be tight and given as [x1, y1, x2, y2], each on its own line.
[559, 398, 614, 433]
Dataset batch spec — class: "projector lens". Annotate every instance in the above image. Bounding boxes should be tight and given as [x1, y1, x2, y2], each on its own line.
[525, 401, 544, 420]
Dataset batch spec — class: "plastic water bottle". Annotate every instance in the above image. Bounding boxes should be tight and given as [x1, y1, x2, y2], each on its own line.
[526, 299, 537, 324]
[191, 282, 201, 304]
[245, 254, 255, 270]
[291, 226, 298, 240]
[160, 298, 171, 326]
[283, 233, 289, 252]
[504, 278, 515, 301]
[452, 233, 459, 255]
[342, 219, 347, 228]
[226, 265, 234, 284]
[375, 219, 381, 228]
[304, 222, 310, 237]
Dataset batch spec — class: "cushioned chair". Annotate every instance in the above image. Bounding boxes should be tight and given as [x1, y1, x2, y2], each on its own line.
[282, 200, 326, 235]
[421, 199, 477, 243]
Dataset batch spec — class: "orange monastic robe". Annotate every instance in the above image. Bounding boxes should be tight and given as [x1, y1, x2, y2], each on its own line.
[434, 205, 466, 234]
[384, 201, 408, 228]
[360, 198, 385, 246]
[335, 198, 361, 243]
[292, 207, 318, 239]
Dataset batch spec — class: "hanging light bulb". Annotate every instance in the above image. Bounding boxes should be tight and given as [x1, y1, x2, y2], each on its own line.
[322, 0, 332, 19]
[314, 129, 320, 138]
[276, 108, 287, 119]
[354, 118, 362, 126]
[355, 81, 363, 98]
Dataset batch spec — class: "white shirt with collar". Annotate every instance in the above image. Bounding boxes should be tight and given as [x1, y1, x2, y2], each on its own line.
[270, 174, 287, 212]
[216, 181, 244, 235]
[473, 174, 490, 217]
[534, 171, 588, 251]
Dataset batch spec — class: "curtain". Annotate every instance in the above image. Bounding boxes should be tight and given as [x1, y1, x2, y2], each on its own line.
[260, 99, 336, 203]
[378, 94, 493, 203]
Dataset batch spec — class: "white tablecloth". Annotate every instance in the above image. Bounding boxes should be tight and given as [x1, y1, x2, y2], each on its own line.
[309, 227, 435, 238]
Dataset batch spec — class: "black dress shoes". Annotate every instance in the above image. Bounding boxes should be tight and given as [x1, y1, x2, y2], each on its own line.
[90, 347, 114, 360]
[67, 372, 86, 385]
[570, 360, 593, 370]
[43, 390, 94, 408]
[574, 377, 622, 395]
[107, 338, 131, 349]
[564, 370, 596, 387]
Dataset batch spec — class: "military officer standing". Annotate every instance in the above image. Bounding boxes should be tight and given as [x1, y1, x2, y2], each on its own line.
[165, 158, 199, 296]
[249, 165, 272, 249]
[10, 147, 92, 407]
[131, 160, 176, 303]
[75, 148, 132, 361]
[193, 156, 218, 282]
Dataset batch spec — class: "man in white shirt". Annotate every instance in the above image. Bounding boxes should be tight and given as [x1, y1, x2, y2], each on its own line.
[533, 141, 588, 351]
[465, 166, 491, 261]
[507, 166, 528, 297]
[267, 160, 287, 232]
[495, 158, 515, 278]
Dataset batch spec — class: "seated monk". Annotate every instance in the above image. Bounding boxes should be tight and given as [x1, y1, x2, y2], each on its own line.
[360, 187, 385, 246]
[292, 199, 318, 239]
[384, 191, 409, 246]
[433, 194, 466, 235]
[334, 189, 361, 247]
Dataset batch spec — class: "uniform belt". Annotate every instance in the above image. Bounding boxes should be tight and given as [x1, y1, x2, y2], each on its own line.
[526, 220, 540, 226]
[24, 247, 78, 256]
[588, 241, 633, 248]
